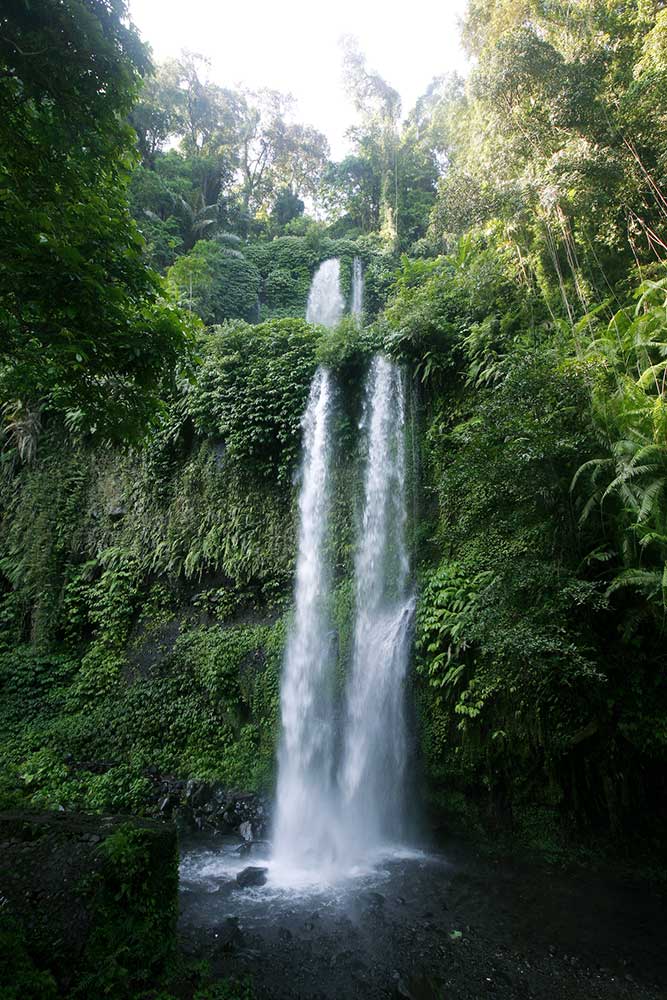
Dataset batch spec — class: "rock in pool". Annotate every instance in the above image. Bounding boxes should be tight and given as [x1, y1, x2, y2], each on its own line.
[236, 865, 268, 888]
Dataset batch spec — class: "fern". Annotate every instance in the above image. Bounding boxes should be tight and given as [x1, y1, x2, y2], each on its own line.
[573, 278, 667, 615]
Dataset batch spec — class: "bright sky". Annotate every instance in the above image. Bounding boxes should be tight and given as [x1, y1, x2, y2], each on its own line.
[129, 0, 470, 158]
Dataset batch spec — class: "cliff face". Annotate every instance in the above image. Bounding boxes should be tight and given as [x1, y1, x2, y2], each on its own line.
[1, 311, 666, 856]
[0, 323, 365, 814]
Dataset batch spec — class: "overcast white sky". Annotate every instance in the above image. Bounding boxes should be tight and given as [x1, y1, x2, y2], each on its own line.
[129, 0, 470, 158]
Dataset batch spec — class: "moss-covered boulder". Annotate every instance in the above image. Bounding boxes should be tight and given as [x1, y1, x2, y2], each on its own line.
[0, 810, 178, 998]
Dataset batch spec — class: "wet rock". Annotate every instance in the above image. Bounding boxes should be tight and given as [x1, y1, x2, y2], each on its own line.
[278, 926, 292, 943]
[147, 777, 270, 837]
[395, 977, 412, 999]
[303, 912, 320, 932]
[363, 891, 386, 923]
[335, 915, 355, 936]
[159, 794, 177, 816]
[236, 866, 268, 888]
[396, 973, 444, 1000]
[189, 783, 213, 809]
[215, 916, 244, 952]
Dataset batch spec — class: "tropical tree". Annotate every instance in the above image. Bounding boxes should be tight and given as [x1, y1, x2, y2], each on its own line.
[0, 0, 190, 444]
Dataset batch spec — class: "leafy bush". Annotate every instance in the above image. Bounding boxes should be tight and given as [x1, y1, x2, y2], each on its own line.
[417, 561, 492, 700]
[573, 278, 667, 619]
[188, 319, 322, 481]
[0, 911, 57, 1000]
[167, 241, 260, 324]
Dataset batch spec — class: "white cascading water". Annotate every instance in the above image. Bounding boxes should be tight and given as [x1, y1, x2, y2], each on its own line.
[273, 258, 344, 875]
[340, 355, 415, 851]
[274, 259, 413, 881]
[272, 367, 337, 873]
[351, 257, 363, 320]
[306, 257, 345, 327]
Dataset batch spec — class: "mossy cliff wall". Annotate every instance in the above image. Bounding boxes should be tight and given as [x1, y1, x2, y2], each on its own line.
[0, 318, 373, 815]
[2, 308, 665, 856]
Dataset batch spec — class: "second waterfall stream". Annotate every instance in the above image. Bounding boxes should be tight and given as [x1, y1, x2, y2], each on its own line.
[272, 258, 414, 882]
[340, 354, 415, 851]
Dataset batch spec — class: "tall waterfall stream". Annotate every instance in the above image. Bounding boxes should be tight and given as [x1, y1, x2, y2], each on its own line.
[272, 366, 338, 874]
[340, 355, 415, 851]
[273, 258, 415, 882]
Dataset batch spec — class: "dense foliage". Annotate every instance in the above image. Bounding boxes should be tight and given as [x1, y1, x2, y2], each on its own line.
[0, 0, 191, 442]
[1, 0, 667, 870]
[380, 0, 667, 848]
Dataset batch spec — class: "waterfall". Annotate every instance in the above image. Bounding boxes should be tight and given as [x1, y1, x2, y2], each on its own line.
[274, 255, 414, 879]
[306, 258, 345, 328]
[351, 257, 363, 320]
[340, 355, 415, 849]
[272, 367, 337, 870]
[273, 257, 343, 873]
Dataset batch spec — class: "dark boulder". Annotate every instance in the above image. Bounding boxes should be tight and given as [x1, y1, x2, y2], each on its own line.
[152, 777, 270, 838]
[236, 866, 268, 888]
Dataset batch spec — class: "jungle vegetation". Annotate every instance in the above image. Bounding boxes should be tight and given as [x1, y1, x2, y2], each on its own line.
[1, 0, 666, 859]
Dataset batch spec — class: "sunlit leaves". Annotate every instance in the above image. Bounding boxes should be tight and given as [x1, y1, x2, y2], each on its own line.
[574, 279, 667, 612]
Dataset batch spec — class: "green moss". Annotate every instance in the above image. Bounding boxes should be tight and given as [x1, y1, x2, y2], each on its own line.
[0, 813, 178, 999]
[0, 612, 286, 812]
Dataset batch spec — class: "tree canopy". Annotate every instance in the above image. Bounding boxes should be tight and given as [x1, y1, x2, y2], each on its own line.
[0, 0, 191, 443]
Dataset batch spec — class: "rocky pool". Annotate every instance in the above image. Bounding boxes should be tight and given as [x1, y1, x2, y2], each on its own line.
[178, 836, 666, 1000]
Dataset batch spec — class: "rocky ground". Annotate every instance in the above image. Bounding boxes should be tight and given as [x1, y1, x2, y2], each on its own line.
[178, 836, 667, 1000]
[0, 810, 177, 996]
